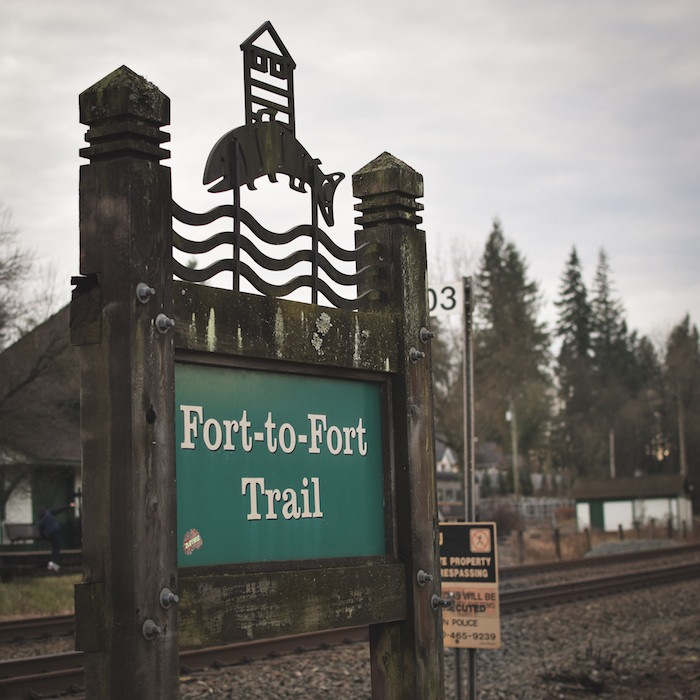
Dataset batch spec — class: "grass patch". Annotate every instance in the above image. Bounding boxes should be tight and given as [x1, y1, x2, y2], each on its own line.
[0, 575, 80, 619]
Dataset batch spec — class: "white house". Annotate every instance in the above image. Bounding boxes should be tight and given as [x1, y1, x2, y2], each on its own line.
[572, 474, 693, 533]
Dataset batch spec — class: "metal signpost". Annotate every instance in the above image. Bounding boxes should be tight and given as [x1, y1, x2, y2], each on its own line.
[73, 22, 446, 699]
[429, 277, 501, 699]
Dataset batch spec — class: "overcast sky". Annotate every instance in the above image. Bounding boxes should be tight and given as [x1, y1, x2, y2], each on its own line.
[2, 0, 699, 344]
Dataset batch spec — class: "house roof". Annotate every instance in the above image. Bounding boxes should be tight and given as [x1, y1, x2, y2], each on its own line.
[572, 475, 688, 501]
[240, 21, 295, 66]
[434, 436, 450, 462]
[0, 304, 80, 466]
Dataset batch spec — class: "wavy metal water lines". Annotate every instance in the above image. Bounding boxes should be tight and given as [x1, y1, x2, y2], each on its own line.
[172, 201, 381, 309]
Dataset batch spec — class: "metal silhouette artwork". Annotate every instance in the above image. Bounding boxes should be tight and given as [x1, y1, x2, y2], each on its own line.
[172, 22, 380, 308]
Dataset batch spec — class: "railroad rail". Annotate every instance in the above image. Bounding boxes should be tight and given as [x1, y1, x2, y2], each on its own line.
[499, 541, 700, 579]
[4, 542, 698, 642]
[0, 626, 369, 700]
[500, 560, 700, 612]
[2, 542, 696, 584]
[0, 551, 82, 582]
[1, 542, 698, 643]
[1, 560, 698, 699]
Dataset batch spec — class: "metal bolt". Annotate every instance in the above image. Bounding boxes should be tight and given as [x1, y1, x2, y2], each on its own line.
[409, 347, 425, 363]
[155, 313, 175, 334]
[417, 569, 433, 586]
[142, 619, 163, 640]
[160, 588, 179, 609]
[136, 282, 156, 303]
[419, 327, 436, 343]
[431, 594, 454, 611]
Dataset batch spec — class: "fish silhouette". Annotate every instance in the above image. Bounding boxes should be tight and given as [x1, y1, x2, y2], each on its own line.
[203, 113, 344, 227]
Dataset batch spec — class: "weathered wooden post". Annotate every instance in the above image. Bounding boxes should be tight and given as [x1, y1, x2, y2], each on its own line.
[554, 526, 561, 559]
[518, 528, 525, 562]
[354, 152, 445, 698]
[71, 66, 178, 699]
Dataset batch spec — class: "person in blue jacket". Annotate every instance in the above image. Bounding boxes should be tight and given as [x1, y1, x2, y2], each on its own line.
[37, 504, 73, 572]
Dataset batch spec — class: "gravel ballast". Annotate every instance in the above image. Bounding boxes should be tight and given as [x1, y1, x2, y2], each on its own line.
[179, 577, 699, 699]
[6, 544, 697, 699]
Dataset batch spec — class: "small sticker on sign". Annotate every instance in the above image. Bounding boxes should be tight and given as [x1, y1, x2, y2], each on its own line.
[183, 528, 203, 555]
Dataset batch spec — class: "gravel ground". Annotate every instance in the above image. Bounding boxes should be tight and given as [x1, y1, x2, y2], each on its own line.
[179, 577, 699, 699]
[5, 544, 698, 699]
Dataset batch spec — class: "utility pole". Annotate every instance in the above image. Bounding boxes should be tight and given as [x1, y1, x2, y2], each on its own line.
[508, 399, 519, 497]
[677, 396, 687, 477]
[609, 428, 616, 479]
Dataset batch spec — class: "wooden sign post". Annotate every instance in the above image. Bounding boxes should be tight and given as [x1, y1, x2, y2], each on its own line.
[72, 24, 445, 699]
[71, 66, 178, 698]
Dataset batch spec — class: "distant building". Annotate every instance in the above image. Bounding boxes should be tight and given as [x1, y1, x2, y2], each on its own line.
[435, 438, 459, 474]
[572, 475, 693, 533]
[435, 438, 461, 519]
[0, 305, 81, 547]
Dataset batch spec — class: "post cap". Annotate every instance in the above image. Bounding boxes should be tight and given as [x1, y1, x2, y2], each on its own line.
[80, 65, 170, 127]
[352, 152, 423, 199]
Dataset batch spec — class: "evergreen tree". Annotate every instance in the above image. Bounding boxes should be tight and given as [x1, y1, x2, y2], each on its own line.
[478, 471, 492, 498]
[553, 247, 593, 475]
[587, 249, 634, 475]
[615, 334, 665, 476]
[590, 250, 629, 377]
[555, 247, 591, 361]
[474, 220, 550, 493]
[586, 249, 663, 478]
[430, 317, 465, 458]
[664, 315, 700, 480]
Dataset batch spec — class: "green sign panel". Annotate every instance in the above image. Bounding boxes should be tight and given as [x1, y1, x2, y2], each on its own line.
[175, 363, 386, 567]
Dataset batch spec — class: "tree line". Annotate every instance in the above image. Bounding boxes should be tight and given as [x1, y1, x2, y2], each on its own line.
[2, 205, 698, 505]
[432, 219, 699, 495]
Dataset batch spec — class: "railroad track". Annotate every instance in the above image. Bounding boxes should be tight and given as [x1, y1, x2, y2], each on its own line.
[0, 626, 369, 700]
[3, 542, 698, 643]
[1, 559, 698, 699]
[499, 541, 700, 579]
[0, 552, 82, 583]
[0, 616, 74, 644]
[499, 560, 700, 612]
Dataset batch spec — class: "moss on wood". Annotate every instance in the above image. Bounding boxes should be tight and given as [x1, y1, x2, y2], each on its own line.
[173, 281, 399, 373]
